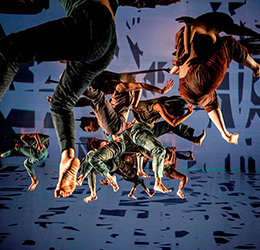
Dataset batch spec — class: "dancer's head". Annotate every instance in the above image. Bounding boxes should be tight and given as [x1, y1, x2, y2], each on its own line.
[91, 71, 121, 94]
[79, 117, 99, 132]
[165, 98, 186, 117]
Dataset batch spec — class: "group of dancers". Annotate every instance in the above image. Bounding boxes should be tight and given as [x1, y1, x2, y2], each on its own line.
[0, 0, 260, 202]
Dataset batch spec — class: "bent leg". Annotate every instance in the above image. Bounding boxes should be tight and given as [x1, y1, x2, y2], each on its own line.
[88, 140, 125, 192]
[84, 169, 98, 203]
[83, 86, 125, 135]
[243, 54, 260, 77]
[136, 155, 151, 178]
[23, 157, 39, 191]
[131, 124, 166, 178]
[131, 124, 171, 193]
[24, 158, 36, 178]
[152, 121, 206, 146]
[152, 121, 194, 140]
[219, 36, 260, 77]
[0, 15, 87, 100]
[207, 108, 239, 144]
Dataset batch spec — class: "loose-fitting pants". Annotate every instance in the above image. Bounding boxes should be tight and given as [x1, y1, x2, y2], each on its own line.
[117, 168, 148, 190]
[130, 123, 166, 178]
[1, 146, 48, 177]
[0, 3, 117, 152]
[80, 138, 125, 177]
[126, 121, 194, 159]
[79, 149, 118, 178]
[82, 86, 126, 135]
[179, 36, 248, 113]
[80, 150, 118, 193]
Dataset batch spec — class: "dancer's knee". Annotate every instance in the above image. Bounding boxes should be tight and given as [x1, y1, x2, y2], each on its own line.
[182, 175, 188, 184]
[152, 146, 166, 159]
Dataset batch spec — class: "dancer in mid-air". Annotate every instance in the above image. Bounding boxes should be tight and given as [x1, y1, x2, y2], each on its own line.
[0, 134, 49, 191]
[0, 0, 181, 199]
[170, 12, 260, 145]
[129, 94, 194, 193]
[74, 70, 174, 136]
[77, 140, 155, 202]
[79, 107, 205, 180]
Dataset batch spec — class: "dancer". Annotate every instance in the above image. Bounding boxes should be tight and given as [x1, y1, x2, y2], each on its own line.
[98, 153, 155, 199]
[77, 148, 119, 203]
[79, 112, 205, 178]
[141, 146, 189, 199]
[170, 12, 260, 144]
[129, 95, 193, 193]
[83, 139, 190, 199]
[0, 133, 49, 191]
[78, 142, 155, 202]
[74, 71, 174, 136]
[0, 0, 181, 198]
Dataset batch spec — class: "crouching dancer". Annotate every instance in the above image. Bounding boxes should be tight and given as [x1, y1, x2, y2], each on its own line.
[0, 133, 49, 191]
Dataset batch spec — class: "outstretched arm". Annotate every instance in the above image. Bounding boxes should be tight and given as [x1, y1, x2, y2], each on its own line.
[116, 79, 174, 95]
[153, 102, 193, 127]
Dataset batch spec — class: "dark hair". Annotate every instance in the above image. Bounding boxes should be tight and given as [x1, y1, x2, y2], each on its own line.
[91, 71, 121, 94]
[79, 117, 97, 131]
[195, 12, 234, 32]
[165, 99, 186, 117]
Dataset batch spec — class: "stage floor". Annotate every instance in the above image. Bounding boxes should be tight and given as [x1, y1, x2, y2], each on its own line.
[0, 162, 260, 250]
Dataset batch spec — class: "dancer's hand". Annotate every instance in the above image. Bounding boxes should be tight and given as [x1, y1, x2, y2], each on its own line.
[125, 122, 134, 129]
[133, 106, 144, 113]
[162, 79, 174, 94]
[37, 144, 45, 152]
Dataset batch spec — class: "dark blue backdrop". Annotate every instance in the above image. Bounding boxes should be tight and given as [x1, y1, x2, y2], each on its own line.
[0, 1, 260, 249]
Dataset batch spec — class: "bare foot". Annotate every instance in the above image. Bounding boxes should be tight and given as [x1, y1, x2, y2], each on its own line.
[84, 195, 97, 203]
[105, 174, 119, 192]
[76, 175, 84, 186]
[28, 180, 39, 191]
[177, 189, 186, 199]
[128, 193, 137, 199]
[100, 180, 109, 186]
[193, 130, 206, 146]
[137, 171, 151, 178]
[55, 157, 80, 198]
[154, 184, 172, 193]
[148, 190, 156, 197]
[228, 133, 239, 145]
